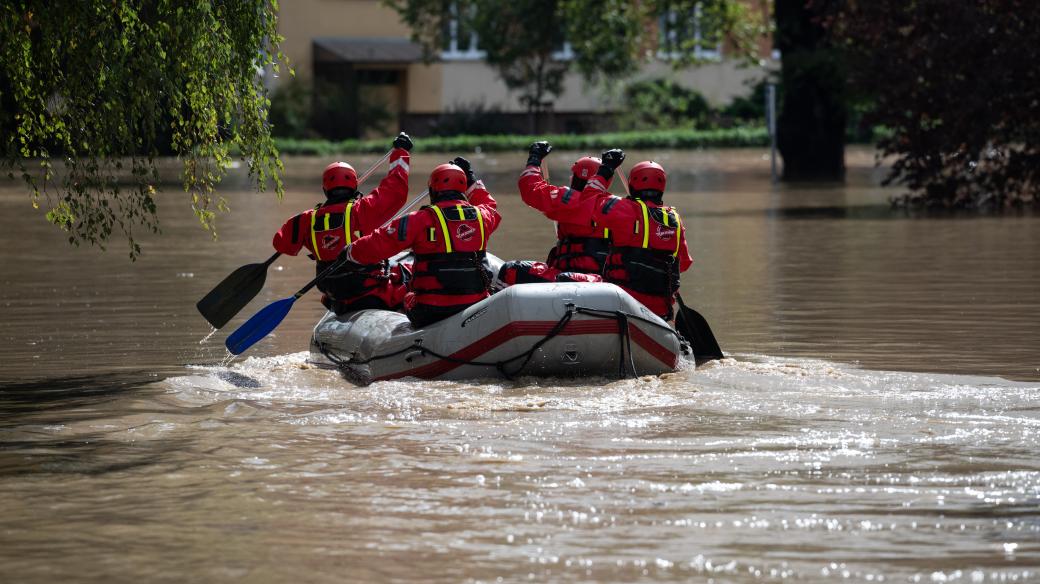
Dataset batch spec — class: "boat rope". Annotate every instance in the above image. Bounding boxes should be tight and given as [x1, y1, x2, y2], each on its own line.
[316, 304, 689, 382]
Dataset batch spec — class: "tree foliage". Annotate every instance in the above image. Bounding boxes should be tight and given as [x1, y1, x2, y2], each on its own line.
[618, 79, 712, 130]
[0, 1, 286, 258]
[385, 0, 770, 124]
[826, 0, 1040, 206]
[471, 0, 567, 126]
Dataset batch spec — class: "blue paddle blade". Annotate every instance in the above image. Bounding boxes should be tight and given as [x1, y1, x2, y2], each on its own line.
[225, 296, 297, 355]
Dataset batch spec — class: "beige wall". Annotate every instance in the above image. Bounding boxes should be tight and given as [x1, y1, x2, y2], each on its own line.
[276, 0, 773, 113]
[278, 0, 413, 81]
[405, 63, 443, 113]
[439, 60, 774, 113]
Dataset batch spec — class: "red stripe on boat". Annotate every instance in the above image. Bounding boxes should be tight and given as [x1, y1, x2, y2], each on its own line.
[372, 318, 677, 381]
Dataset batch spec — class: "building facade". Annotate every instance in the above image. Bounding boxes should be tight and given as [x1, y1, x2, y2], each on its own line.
[275, 0, 773, 137]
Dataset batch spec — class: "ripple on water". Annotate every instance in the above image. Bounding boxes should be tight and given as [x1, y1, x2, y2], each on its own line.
[3, 352, 1038, 582]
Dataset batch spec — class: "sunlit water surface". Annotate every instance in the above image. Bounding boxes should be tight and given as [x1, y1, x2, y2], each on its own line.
[1, 149, 1038, 582]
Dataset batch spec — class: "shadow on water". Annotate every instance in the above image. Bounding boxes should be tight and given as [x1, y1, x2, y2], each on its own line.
[212, 369, 262, 389]
[0, 436, 191, 478]
[0, 372, 155, 418]
[0, 373, 191, 478]
[697, 204, 1040, 220]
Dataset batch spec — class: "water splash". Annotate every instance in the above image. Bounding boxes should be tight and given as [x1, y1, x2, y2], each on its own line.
[220, 349, 237, 368]
[198, 327, 218, 345]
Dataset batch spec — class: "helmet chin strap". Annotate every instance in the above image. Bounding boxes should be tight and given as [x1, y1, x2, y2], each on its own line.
[630, 189, 664, 204]
[429, 190, 466, 204]
[324, 187, 358, 203]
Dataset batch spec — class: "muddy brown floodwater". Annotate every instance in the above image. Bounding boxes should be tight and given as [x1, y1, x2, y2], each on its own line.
[1, 148, 1038, 582]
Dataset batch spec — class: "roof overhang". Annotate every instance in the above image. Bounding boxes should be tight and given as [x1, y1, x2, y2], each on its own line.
[313, 37, 424, 64]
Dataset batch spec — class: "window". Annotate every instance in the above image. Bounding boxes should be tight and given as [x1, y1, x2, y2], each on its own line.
[440, 3, 573, 61]
[442, 3, 485, 60]
[658, 3, 722, 61]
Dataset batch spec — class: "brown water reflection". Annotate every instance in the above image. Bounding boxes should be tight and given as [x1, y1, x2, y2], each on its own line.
[2, 148, 1039, 583]
[1, 147, 1036, 381]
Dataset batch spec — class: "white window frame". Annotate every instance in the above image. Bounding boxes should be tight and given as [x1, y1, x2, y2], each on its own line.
[441, 3, 486, 60]
[657, 4, 722, 62]
[440, 4, 574, 62]
[551, 41, 574, 61]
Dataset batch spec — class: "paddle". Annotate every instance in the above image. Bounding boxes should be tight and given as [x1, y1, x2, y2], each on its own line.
[615, 168, 724, 363]
[196, 252, 281, 329]
[675, 294, 724, 364]
[196, 150, 393, 329]
[225, 189, 428, 355]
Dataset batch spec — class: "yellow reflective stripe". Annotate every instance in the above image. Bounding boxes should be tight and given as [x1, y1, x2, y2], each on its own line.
[671, 208, 682, 257]
[662, 210, 670, 226]
[309, 210, 322, 260]
[455, 204, 464, 220]
[476, 207, 486, 249]
[603, 228, 610, 238]
[636, 199, 650, 248]
[345, 201, 353, 243]
[430, 205, 452, 253]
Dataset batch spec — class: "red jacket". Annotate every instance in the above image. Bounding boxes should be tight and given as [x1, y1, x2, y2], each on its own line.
[272, 148, 410, 306]
[573, 174, 693, 318]
[518, 165, 610, 273]
[346, 181, 501, 308]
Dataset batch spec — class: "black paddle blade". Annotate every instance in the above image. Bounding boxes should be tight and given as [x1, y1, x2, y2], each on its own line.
[675, 295, 724, 365]
[197, 261, 272, 329]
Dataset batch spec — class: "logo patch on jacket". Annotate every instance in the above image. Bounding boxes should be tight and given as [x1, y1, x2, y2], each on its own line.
[655, 225, 675, 241]
[321, 234, 341, 248]
[456, 223, 476, 241]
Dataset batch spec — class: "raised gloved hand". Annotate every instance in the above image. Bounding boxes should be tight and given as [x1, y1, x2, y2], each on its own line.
[393, 131, 413, 152]
[596, 148, 626, 180]
[526, 141, 552, 167]
[452, 156, 476, 187]
[601, 148, 625, 170]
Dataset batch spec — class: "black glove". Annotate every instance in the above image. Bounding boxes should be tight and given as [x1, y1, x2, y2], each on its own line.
[526, 141, 552, 167]
[601, 148, 625, 170]
[452, 156, 476, 187]
[393, 131, 413, 152]
[596, 148, 625, 180]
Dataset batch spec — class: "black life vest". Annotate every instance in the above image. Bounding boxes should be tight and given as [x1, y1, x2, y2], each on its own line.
[304, 200, 387, 301]
[603, 199, 683, 297]
[411, 202, 492, 297]
[550, 235, 611, 272]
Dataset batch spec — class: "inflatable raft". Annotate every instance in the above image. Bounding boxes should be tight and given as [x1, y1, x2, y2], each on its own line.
[308, 256, 691, 384]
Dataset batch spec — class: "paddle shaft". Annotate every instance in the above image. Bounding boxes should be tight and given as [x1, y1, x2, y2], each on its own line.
[229, 150, 389, 274]
[616, 167, 630, 195]
[290, 188, 428, 300]
[230, 150, 390, 274]
[357, 150, 392, 186]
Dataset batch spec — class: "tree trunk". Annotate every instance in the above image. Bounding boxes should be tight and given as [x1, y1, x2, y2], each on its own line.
[775, 0, 846, 181]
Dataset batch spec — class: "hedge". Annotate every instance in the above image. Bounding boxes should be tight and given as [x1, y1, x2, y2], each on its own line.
[274, 127, 772, 156]
[270, 126, 886, 156]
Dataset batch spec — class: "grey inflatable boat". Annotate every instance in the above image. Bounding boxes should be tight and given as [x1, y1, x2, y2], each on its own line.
[309, 255, 691, 384]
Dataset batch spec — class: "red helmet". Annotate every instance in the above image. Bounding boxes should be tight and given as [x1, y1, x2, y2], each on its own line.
[629, 161, 667, 192]
[571, 156, 611, 187]
[322, 162, 358, 191]
[428, 163, 467, 193]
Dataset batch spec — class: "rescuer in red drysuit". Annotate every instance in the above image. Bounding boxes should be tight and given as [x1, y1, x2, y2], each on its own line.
[571, 153, 693, 320]
[496, 140, 613, 287]
[271, 132, 413, 315]
[340, 157, 501, 328]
